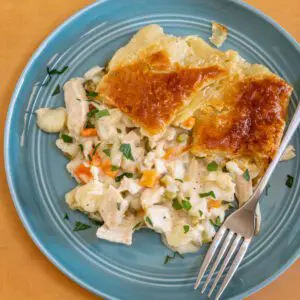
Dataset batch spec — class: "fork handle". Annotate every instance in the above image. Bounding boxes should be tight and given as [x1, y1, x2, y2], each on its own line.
[244, 102, 300, 211]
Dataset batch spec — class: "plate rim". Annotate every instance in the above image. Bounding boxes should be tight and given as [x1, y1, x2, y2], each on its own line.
[4, 0, 300, 299]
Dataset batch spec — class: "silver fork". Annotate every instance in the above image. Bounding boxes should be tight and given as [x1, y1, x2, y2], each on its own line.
[194, 102, 300, 300]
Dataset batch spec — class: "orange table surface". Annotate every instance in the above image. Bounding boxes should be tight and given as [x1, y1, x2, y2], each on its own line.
[0, 0, 299, 299]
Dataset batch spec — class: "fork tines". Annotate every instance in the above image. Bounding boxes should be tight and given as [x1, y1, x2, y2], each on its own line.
[194, 227, 252, 300]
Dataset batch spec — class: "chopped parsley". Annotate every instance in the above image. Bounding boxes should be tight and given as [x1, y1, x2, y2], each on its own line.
[111, 165, 119, 171]
[42, 65, 68, 86]
[120, 143, 134, 161]
[90, 219, 104, 226]
[86, 91, 98, 98]
[95, 109, 109, 119]
[145, 216, 153, 226]
[52, 84, 60, 96]
[207, 161, 218, 171]
[117, 128, 122, 133]
[48, 66, 68, 75]
[172, 198, 182, 210]
[182, 199, 192, 211]
[286, 175, 294, 188]
[116, 203, 121, 211]
[92, 143, 101, 156]
[183, 225, 190, 233]
[164, 251, 184, 265]
[115, 172, 133, 182]
[103, 148, 111, 157]
[79, 144, 84, 152]
[87, 108, 99, 118]
[243, 169, 250, 181]
[133, 221, 143, 230]
[61, 134, 73, 143]
[199, 191, 216, 198]
[88, 154, 92, 161]
[175, 178, 183, 183]
[210, 216, 221, 227]
[63, 213, 69, 220]
[199, 210, 203, 217]
[73, 221, 92, 232]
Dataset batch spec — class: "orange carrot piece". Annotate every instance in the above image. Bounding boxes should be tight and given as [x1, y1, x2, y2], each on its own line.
[74, 164, 93, 184]
[140, 170, 158, 188]
[163, 145, 190, 160]
[182, 117, 195, 129]
[207, 199, 222, 210]
[101, 159, 118, 178]
[90, 152, 102, 167]
[80, 128, 98, 137]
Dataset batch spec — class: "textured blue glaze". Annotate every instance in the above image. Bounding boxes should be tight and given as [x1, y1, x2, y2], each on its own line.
[4, 0, 300, 299]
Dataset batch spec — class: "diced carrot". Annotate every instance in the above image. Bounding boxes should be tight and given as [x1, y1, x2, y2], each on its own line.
[90, 152, 102, 167]
[207, 199, 222, 210]
[80, 128, 98, 137]
[182, 117, 195, 129]
[101, 159, 118, 178]
[89, 151, 118, 178]
[163, 145, 190, 160]
[74, 164, 93, 184]
[140, 170, 158, 188]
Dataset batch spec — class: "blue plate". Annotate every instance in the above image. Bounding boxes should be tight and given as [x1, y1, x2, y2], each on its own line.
[5, 0, 300, 299]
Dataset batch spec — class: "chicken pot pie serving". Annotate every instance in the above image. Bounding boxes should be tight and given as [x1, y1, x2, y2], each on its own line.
[36, 25, 294, 254]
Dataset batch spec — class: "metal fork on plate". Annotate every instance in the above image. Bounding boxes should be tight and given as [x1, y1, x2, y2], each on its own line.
[194, 103, 300, 300]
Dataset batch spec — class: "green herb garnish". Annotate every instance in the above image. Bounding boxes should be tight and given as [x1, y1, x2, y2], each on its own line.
[117, 203, 121, 211]
[183, 225, 190, 233]
[199, 210, 203, 217]
[199, 191, 216, 198]
[182, 199, 192, 211]
[42, 65, 68, 86]
[210, 217, 221, 227]
[103, 148, 111, 157]
[243, 169, 250, 181]
[207, 161, 218, 171]
[73, 221, 92, 232]
[63, 213, 69, 220]
[52, 84, 60, 96]
[215, 216, 221, 226]
[133, 221, 143, 230]
[79, 144, 84, 152]
[48, 66, 68, 75]
[120, 143, 134, 161]
[115, 172, 133, 182]
[286, 175, 294, 188]
[61, 134, 73, 143]
[172, 198, 182, 210]
[111, 165, 119, 171]
[87, 108, 99, 118]
[175, 178, 184, 183]
[90, 219, 104, 226]
[92, 143, 101, 156]
[88, 154, 92, 161]
[95, 109, 110, 119]
[164, 251, 184, 265]
[145, 216, 153, 226]
[117, 128, 122, 133]
[86, 91, 98, 98]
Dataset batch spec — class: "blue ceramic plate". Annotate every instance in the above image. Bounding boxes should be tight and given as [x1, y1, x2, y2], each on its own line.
[5, 1, 300, 299]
